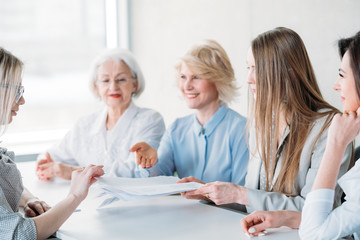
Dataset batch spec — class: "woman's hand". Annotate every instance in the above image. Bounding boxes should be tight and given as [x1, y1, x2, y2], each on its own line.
[130, 142, 158, 168]
[69, 165, 104, 201]
[36, 153, 55, 181]
[183, 181, 247, 205]
[177, 176, 205, 184]
[241, 210, 301, 237]
[177, 176, 206, 200]
[327, 107, 360, 148]
[23, 198, 51, 217]
[36, 152, 79, 180]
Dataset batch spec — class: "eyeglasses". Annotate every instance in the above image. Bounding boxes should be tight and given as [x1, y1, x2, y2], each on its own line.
[16, 86, 24, 103]
[96, 78, 133, 87]
[1, 84, 24, 103]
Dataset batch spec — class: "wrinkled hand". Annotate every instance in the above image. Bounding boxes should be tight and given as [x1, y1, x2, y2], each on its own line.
[129, 142, 157, 168]
[23, 198, 51, 217]
[178, 176, 207, 200]
[36, 153, 75, 180]
[241, 210, 300, 237]
[185, 181, 245, 205]
[327, 108, 360, 148]
[69, 165, 104, 201]
[36, 152, 55, 181]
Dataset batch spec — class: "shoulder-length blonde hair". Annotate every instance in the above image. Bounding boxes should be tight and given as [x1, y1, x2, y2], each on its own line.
[175, 40, 237, 104]
[0, 47, 23, 136]
[250, 27, 339, 195]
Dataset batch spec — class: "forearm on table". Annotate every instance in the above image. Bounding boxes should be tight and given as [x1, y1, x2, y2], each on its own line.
[312, 142, 347, 190]
[33, 194, 81, 240]
[19, 188, 37, 207]
[235, 185, 249, 206]
[56, 163, 82, 180]
[281, 210, 301, 229]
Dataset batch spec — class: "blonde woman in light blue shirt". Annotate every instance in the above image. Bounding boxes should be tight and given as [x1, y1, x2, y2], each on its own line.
[131, 40, 249, 188]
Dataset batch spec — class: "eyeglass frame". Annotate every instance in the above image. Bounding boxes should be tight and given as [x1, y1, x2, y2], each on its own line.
[0, 84, 24, 103]
[16, 86, 24, 103]
[95, 76, 137, 87]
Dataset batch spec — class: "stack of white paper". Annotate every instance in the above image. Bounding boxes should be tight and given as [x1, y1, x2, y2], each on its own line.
[95, 176, 203, 207]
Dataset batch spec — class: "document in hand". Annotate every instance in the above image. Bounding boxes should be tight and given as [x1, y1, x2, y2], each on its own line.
[96, 176, 203, 207]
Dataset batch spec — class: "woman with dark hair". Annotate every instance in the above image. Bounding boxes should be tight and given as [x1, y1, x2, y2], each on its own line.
[241, 31, 360, 239]
[183, 27, 352, 213]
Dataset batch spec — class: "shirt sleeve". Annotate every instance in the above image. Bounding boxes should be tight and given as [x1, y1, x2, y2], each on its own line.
[0, 193, 37, 240]
[299, 189, 360, 240]
[246, 123, 352, 212]
[147, 123, 176, 177]
[110, 110, 166, 178]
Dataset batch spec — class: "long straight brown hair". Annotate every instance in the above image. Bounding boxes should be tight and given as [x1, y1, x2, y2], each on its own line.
[250, 27, 340, 195]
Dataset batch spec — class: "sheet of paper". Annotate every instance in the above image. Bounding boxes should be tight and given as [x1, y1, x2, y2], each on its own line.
[95, 176, 203, 208]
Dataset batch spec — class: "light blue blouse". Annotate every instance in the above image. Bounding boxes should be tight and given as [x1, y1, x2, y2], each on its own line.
[147, 105, 249, 185]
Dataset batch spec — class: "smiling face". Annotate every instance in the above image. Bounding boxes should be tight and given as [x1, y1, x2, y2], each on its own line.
[333, 51, 360, 112]
[178, 63, 219, 112]
[246, 48, 257, 100]
[95, 60, 137, 112]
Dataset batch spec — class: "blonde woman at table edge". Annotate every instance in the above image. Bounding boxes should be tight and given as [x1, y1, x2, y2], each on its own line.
[242, 31, 360, 239]
[0, 47, 104, 240]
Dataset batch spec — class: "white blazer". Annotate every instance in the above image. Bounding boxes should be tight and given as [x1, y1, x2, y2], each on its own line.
[46, 102, 165, 177]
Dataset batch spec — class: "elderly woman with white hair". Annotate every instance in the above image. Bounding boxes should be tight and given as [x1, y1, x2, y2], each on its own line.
[130, 40, 249, 190]
[36, 49, 165, 179]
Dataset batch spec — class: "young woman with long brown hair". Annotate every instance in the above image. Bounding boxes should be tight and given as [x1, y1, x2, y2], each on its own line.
[241, 30, 360, 240]
[183, 27, 352, 213]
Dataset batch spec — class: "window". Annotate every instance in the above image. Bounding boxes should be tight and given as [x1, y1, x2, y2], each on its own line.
[0, 0, 108, 155]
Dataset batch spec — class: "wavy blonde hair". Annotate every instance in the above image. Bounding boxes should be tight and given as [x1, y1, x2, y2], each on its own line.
[0, 47, 23, 136]
[175, 40, 237, 104]
[250, 27, 340, 195]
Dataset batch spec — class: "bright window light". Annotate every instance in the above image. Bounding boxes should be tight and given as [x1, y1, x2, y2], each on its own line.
[105, 0, 119, 48]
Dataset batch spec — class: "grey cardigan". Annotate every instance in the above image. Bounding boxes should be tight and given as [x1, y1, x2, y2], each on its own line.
[245, 114, 352, 213]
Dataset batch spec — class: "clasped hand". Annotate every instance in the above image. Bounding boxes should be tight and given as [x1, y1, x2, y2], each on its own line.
[69, 164, 104, 201]
[180, 178, 245, 205]
[24, 198, 51, 217]
[36, 152, 75, 180]
[328, 108, 360, 147]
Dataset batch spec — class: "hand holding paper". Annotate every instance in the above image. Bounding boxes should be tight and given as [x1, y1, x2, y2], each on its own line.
[96, 176, 203, 208]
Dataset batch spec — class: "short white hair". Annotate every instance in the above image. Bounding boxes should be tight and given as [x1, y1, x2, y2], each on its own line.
[89, 48, 145, 98]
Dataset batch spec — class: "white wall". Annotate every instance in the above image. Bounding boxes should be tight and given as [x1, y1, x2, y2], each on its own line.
[130, 0, 360, 129]
[3, 0, 360, 154]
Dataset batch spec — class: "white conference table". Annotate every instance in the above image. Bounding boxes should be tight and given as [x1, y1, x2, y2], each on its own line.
[17, 161, 300, 240]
